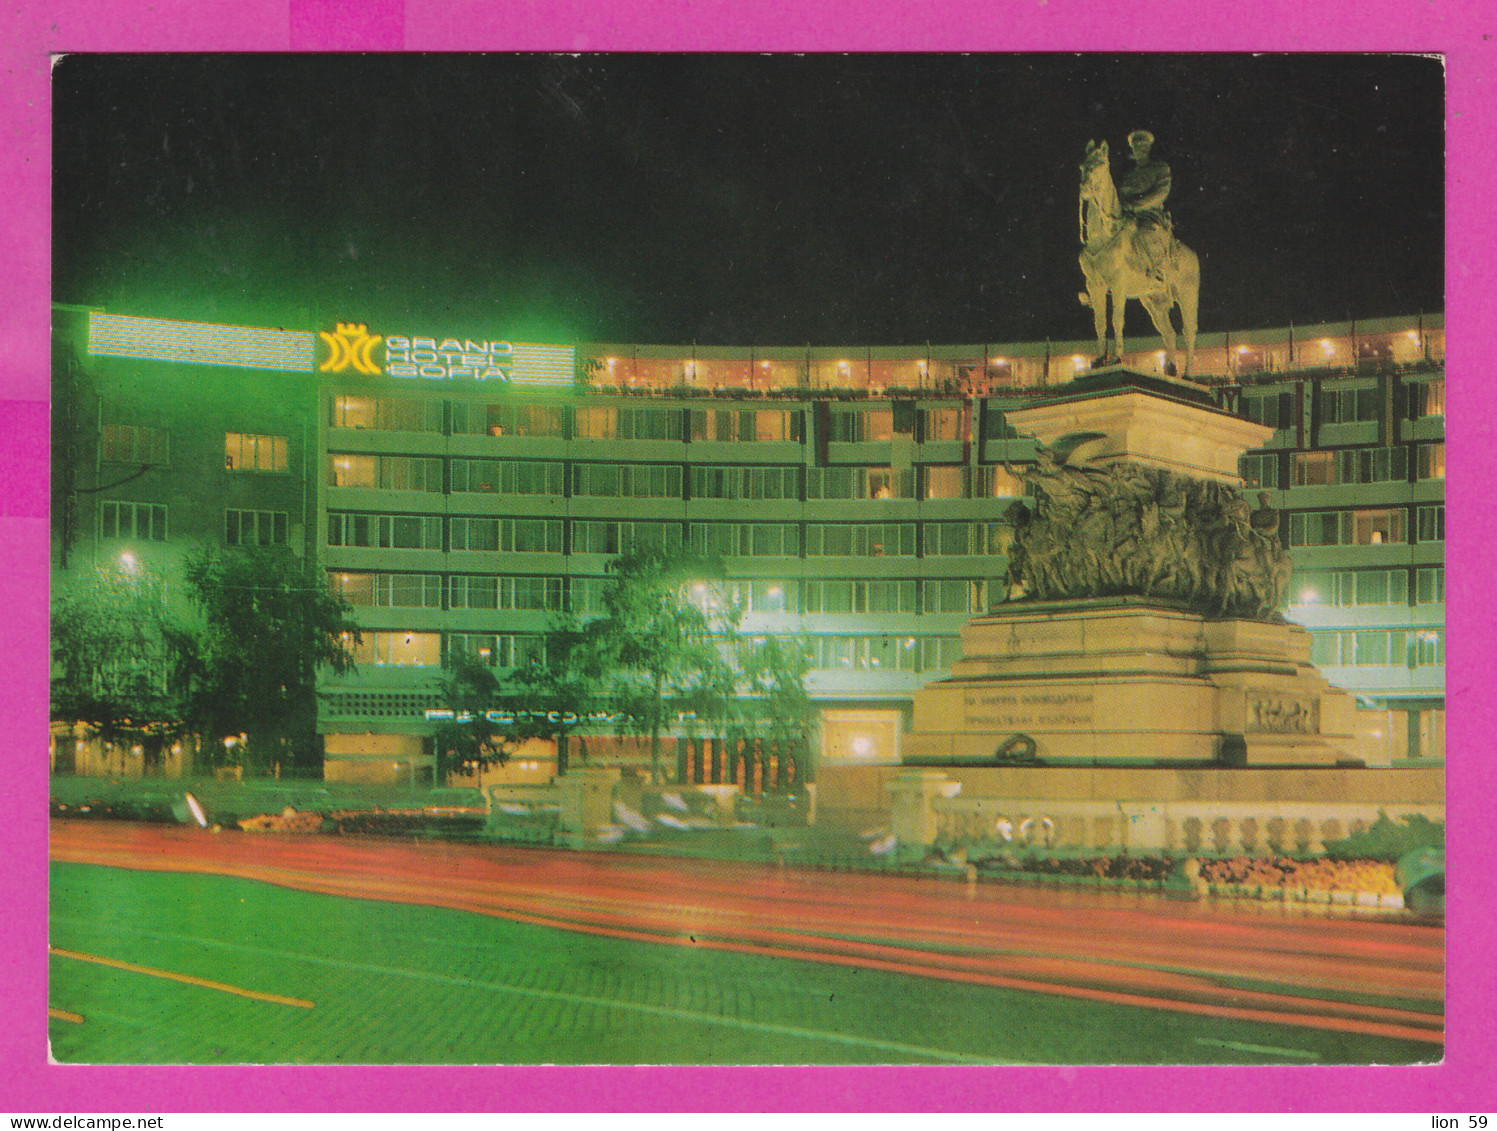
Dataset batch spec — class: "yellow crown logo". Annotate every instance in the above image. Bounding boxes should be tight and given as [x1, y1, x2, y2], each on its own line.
[319, 322, 383, 375]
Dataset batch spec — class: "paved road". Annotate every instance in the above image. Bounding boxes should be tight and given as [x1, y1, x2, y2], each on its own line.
[49, 820, 1443, 1062]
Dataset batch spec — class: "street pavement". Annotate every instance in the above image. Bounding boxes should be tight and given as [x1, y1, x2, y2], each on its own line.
[48, 820, 1444, 1064]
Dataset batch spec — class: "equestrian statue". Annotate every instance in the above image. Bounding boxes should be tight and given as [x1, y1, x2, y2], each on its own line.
[1078, 131, 1201, 378]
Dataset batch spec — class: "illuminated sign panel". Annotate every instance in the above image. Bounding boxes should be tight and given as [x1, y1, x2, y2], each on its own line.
[84, 312, 573, 386]
[89, 313, 316, 372]
[321, 325, 575, 386]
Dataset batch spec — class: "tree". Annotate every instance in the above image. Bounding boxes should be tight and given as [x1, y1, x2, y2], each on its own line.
[501, 612, 607, 777]
[431, 654, 511, 782]
[50, 560, 201, 771]
[181, 545, 360, 776]
[588, 548, 732, 783]
[730, 633, 815, 791]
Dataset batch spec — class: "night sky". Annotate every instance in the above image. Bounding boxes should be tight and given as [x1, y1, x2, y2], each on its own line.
[52, 53, 1444, 347]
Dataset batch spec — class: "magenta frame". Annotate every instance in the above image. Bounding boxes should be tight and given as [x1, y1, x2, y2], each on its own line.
[2, 1, 1490, 1113]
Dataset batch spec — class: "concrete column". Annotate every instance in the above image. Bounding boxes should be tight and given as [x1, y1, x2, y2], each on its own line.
[886, 770, 959, 850]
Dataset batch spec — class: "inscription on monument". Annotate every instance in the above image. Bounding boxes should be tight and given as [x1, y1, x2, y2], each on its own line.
[963, 691, 1095, 729]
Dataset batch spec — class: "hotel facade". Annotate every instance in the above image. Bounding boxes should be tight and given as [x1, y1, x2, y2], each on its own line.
[49, 309, 1446, 784]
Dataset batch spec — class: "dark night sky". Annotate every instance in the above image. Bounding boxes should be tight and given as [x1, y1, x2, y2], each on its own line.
[52, 53, 1444, 346]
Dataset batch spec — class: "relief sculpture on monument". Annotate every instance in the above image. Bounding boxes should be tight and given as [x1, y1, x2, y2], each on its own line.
[1000, 438, 1292, 619]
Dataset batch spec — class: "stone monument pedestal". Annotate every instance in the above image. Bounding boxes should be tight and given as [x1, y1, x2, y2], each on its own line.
[906, 597, 1365, 768]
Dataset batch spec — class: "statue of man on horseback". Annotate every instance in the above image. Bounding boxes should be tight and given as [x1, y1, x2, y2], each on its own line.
[1078, 132, 1200, 378]
[1119, 129, 1173, 281]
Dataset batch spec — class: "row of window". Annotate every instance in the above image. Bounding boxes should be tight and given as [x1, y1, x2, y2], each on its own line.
[1289, 567, 1444, 608]
[327, 455, 1025, 501]
[1287, 506, 1445, 547]
[349, 629, 964, 673]
[1309, 629, 1444, 668]
[97, 428, 290, 473]
[1239, 379, 1445, 430]
[329, 512, 1008, 557]
[326, 571, 989, 616]
[1239, 444, 1445, 489]
[327, 396, 976, 444]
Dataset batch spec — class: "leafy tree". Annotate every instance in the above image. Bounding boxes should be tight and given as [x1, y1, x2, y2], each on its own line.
[181, 545, 360, 776]
[500, 612, 607, 776]
[50, 561, 201, 771]
[589, 548, 732, 783]
[432, 653, 511, 782]
[730, 633, 815, 790]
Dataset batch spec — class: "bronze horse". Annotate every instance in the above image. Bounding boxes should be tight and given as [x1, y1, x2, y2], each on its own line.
[1077, 140, 1200, 378]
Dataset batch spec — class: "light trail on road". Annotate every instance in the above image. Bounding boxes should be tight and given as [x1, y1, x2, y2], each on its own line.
[49, 820, 1443, 1047]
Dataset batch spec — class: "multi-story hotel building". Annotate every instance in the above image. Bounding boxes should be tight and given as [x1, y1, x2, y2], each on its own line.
[49, 308, 1446, 784]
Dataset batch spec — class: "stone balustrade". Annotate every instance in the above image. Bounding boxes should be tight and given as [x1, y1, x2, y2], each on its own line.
[887, 769, 1441, 856]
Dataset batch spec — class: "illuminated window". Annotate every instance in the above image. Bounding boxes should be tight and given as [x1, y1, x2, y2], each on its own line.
[924, 466, 966, 499]
[828, 408, 894, 443]
[225, 432, 288, 473]
[1417, 443, 1445, 480]
[101, 423, 169, 465]
[1289, 570, 1409, 608]
[1354, 509, 1406, 546]
[573, 405, 681, 440]
[330, 395, 446, 431]
[351, 631, 441, 666]
[1292, 448, 1406, 487]
[973, 466, 1024, 498]
[226, 509, 287, 547]
[330, 572, 441, 608]
[99, 500, 167, 541]
[1288, 509, 1405, 547]
[1408, 379, 1445, 419]
[329, 455, 377, 488]
[688, 408, 798, 442]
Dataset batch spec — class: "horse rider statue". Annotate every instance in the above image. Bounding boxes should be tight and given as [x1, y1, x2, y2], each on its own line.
[1119, 129, 1173, 282]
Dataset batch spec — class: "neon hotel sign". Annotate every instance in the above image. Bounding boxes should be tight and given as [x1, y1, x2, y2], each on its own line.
[83, 313, 573, 386]
[320, 323, 516, 380]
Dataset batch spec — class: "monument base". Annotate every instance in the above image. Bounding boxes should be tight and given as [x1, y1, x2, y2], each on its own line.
[906, 598, 1368, 768]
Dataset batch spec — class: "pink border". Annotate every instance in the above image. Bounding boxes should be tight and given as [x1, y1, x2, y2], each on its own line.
[4, 0, 1492, 1113]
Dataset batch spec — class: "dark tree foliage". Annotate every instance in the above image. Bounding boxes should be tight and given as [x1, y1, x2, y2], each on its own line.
[181, 545, 360, 776]
[432, 654, 511, 781]
[588, 548, 733, 783]
[729, 633, 816, 790]
[50, 563, 201, 770]
[501, 613, 608, 777]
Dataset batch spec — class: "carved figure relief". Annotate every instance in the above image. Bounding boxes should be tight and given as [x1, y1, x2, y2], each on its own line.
[1001, 437, 1293, 620]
